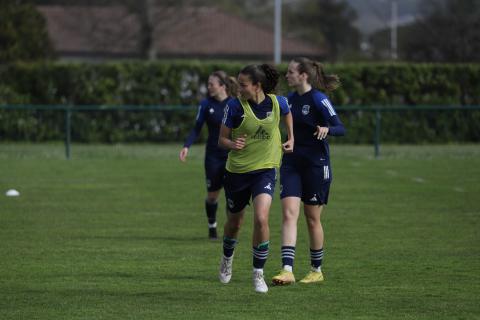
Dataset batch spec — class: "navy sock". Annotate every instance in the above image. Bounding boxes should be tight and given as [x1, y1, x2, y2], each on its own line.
[281, 246, 295, 268]
[253, 241, 269, 269]
[223, 236, 237, 258]
[205, 200, 217, 225]
[310, 248, 324, 269]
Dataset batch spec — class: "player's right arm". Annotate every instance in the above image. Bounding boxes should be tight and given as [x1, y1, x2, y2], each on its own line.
[218, 102, 246, 151]
[219, 125, 246, 150]
[179, 102, 207, 162]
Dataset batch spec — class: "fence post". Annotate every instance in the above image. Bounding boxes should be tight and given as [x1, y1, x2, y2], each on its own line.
[374, 108, 381, 158]
[65, 107, 72, 159]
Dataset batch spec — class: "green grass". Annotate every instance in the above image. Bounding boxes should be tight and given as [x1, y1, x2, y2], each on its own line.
[0, 143, 479, 319]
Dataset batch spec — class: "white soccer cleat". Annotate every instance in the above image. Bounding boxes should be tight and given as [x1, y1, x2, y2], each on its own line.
[219, 255, 233, 284]
[253, 269, 268, 293]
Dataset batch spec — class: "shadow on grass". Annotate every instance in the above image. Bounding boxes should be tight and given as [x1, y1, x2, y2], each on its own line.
[18, 288, 211, 302]
[72, 235, 208, 242]
[43, 269, 217, 283]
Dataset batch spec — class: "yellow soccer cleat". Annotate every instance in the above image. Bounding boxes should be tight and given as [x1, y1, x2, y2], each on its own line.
[299, 269, 324, 284]
[272, 269, 296, 285]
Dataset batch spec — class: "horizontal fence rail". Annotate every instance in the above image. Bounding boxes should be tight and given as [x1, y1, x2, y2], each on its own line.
[1, 104, 479, 159]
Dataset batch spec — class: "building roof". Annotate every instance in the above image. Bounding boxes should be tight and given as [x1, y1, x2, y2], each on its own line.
[38, 5, 326, 61]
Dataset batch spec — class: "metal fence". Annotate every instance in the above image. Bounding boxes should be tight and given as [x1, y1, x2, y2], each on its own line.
[1, 104, 479, 159]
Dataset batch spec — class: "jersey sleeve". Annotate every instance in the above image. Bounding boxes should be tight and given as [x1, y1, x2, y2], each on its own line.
[312, 92, 345, 136]
[222, 99, 243, 129]
[276, 95, 291, 115]
[183, 101, 207, 147]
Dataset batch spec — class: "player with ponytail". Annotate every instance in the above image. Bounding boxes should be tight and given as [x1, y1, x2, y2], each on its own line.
[218, 64, 294, 293]
[272, 57, 345, 286]
[179, 70, 239, 240]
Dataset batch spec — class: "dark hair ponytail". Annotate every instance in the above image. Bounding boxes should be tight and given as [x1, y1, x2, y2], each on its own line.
[240, 63, 280, 94]
[259, 64, 279, 93]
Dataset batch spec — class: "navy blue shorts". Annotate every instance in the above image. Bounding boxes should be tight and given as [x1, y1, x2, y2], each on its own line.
[280, 154, 331, 205]
[205, 154, 227, 192]
[224, 168, 277, 213]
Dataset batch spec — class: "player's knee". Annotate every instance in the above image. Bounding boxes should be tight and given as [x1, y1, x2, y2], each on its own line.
[254, 214, 269, 228]
[226, 221, 241, 233]
[305, 215, 321, 228]
[283, 209, 298, 222]
[206, 197, 217, 204]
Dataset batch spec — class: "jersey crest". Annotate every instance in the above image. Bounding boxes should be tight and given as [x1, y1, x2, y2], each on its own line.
[302, 105, 310, 115]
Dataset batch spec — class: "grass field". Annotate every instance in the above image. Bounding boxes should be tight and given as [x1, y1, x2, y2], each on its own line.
[1, 143, 479, 319]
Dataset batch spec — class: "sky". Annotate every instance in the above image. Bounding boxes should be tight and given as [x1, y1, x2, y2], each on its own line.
[346, 0, 420, 35]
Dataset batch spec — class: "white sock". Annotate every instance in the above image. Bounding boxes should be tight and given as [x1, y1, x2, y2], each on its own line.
[253, 268, 263, 274]
[208, 222, 217, 228]
[283, 265, 293, 272]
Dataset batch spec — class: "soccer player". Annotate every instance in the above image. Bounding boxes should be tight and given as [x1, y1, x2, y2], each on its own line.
[271, 57, 345, 285]
[218, 64, 294, 293]
[179, 71, 238, 240]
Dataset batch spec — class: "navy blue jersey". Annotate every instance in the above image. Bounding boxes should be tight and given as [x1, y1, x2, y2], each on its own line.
[287, 89, 345, 158]
[184, 96, 232, 157]
[222, 95, 290, 129]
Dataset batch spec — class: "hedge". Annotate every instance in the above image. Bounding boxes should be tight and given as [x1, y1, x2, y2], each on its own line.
[0, 61, 479, 143]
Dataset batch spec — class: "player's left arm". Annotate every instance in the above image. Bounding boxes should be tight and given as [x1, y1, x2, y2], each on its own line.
[277, 95, 294, 152]
[313, 93, 345, 140]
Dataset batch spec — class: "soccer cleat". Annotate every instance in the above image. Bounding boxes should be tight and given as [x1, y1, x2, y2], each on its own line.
[209, 227, 218, 240]
[219, 255, 233, 283]
[253, 270, 268, 293]
[299, 269, 324, 284]
[272, 269, 295, 285]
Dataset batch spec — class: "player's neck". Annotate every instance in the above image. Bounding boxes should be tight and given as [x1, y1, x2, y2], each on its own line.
[296, 83, 312, 95]
[214, 92, 228, 102]
[251, 91, 266, 104]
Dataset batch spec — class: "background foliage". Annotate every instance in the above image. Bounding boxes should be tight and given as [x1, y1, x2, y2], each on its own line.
[0, 1, 53, 63]
[0, 61, 479, 143]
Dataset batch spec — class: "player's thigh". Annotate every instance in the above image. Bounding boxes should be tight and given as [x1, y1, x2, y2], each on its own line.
[251, 168, 276, 199]
[224, 171, 252, 214]
[280, 163, 302, 199]
[302, 161, 332, 205]
[205, 157, 226, 192]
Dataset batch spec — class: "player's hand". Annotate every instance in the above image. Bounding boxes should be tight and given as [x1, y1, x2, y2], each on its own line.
[232, 134, 247, 150]
[314, 126, 329, 140]
[179, 147, 189, 162]
[282, 138, 294, 153]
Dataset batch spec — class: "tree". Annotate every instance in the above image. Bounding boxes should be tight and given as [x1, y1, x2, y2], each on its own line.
[403, 0, 480, 62]
[0, 1, 54, 63]
[284, 0, 361, 62]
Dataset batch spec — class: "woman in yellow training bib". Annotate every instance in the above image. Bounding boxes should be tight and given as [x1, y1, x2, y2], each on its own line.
[217, 64, 294, 293]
